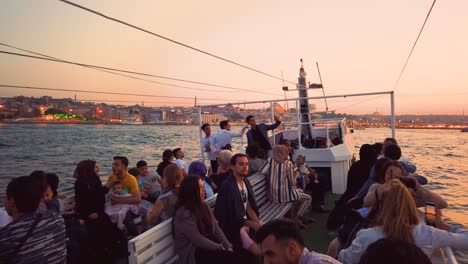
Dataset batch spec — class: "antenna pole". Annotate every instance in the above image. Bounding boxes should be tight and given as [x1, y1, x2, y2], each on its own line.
[316, 62, 329, 112]
[281, 71, 289, 111]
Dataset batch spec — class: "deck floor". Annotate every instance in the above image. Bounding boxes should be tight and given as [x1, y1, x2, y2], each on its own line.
[301, 192, 340, 254]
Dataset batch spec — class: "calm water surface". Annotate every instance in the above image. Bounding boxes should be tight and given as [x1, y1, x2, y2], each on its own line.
[1, 124, 467, 226]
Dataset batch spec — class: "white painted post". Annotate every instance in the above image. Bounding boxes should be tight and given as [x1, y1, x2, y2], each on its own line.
[390, 92, 396, 139]
[296, 99, 302, 149]
[198, 106, 205, 163]
[270, 101, 276, 146]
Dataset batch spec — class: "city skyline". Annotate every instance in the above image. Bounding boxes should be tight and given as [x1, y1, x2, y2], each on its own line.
[1, 0, 467, 115]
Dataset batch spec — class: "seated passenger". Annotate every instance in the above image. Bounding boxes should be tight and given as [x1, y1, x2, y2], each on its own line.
[156, 149, 174, 178]
[260, 145, 313, 228]
[105, 182, 139, 230]
[173, 148, 189, 176]
[383, 138, 417, 175]
[355, 143, 425, 201]
[358, 238, 431, 264]
[0, 176, 66, 263]
[363, 160, 447, 209]
[104, 156, 142, 236]
[246, 145, 266, 176]
[74, 159, 125, 263]
[327, 144, 376, 229]
[338, 179, 468, 264]
[145, 164, 184, 225]
[211, 150, 233, 190]
[255, 218, 341, 264]
[174, 175, 251, 264]
[45, 173, 61, 213]
[214, 154, 261, 255]
[188, 161, 214, 198]
[137, 160, 162, 203]
[294, 155, 319, 190]
[29, 170, 54, 213]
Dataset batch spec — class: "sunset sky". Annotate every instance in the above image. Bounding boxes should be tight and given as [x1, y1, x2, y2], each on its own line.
[0, 0, 467, 114]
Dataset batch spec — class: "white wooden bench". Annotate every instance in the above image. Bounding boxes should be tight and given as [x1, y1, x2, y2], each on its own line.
[127, 173, 295, 264]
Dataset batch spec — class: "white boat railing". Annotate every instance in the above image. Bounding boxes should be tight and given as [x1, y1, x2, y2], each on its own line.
[442, 247, 458, 264]
[198, 91, 395, 162]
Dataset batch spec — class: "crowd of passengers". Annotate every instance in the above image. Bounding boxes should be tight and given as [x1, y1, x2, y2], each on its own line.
[0, 118, 467, 264]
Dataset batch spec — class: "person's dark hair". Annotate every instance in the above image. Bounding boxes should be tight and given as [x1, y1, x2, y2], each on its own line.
[113, 156, 129, 168]
[173, 175, 212, 236]
[384, 137, 398, 146]
[245, 115, 254, 123]
[246, 145, 259, 159]
[128, 167, 141, 177]
[136, 160, 147, 168]
[162, 149, 173, 161]
[359, 238, 431, 264]
[29, 170, 49, 194]
[201, 123, 210, 131]
[372, 158, 391, 183]
[384, 144, 402, 161]
[73, 160, 98, 182]
[359, 144, 377, 163]
[376, 160, 405, 183]
[172, 148, 182, 158]
[219, 120, 229, 129]
[7, 176, 43, 214]
[231, 153, 248, 166]
[255, 218, 305, 247]
[374, 142, 383, 155]
[46, 173, 59, 197]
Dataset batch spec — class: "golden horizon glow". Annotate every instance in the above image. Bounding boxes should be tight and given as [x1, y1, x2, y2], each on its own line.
[0, 0, 467, 115]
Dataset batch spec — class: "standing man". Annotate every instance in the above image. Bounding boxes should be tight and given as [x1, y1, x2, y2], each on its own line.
[173, 148, 189, 176]
[201, 123, 218, 173]
[212, 120, 247, 154]
[105, 156, 141, 236]
[214, 154, 261, 249]
[245, 114, 281, 156]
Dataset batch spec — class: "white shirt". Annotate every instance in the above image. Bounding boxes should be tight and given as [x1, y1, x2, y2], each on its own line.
[338, 223, 468, 264]
[202, 135, 217, 161]
[212, 129, 243, 153]
[175, 159, 189, 173]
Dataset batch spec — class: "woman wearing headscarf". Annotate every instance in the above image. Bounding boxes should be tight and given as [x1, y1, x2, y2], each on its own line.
[188, 161, 215, 198]
[74, 160, 124, 263]
[260, 145, 313, 227]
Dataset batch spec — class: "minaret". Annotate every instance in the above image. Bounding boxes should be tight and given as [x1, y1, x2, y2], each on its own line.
[298, 59, 312, 141]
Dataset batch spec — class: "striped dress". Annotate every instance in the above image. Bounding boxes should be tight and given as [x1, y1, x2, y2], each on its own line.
[261, 158, 300, 203]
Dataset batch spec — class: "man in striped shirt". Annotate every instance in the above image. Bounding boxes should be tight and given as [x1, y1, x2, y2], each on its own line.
[0, 175, 66, 263]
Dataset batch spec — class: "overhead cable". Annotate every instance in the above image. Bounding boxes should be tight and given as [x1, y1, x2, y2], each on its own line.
[0, 84, 243, 102]
[0, 49, 280, 96]
[0, 42, 242, 93]
[58, 0, 297, 85]
[392, 0, 437, 91]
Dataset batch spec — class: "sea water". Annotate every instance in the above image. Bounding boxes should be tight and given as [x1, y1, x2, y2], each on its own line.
[0, 124, 466, 226]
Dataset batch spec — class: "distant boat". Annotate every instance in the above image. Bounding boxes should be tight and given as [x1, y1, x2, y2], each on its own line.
[121, 108, 143, 125]
[462, 127, 468, 132]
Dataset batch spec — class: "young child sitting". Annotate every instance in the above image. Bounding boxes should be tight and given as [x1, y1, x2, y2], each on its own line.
[294, 155, 319, 190]
[105, 181, 139, 230]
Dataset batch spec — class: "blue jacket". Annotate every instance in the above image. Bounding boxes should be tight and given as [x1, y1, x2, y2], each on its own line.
[246, 121, 281, 149]
[213, 175, 259, 247]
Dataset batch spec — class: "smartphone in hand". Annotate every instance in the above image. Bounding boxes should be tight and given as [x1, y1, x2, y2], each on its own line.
[425, 202, 437, 227]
